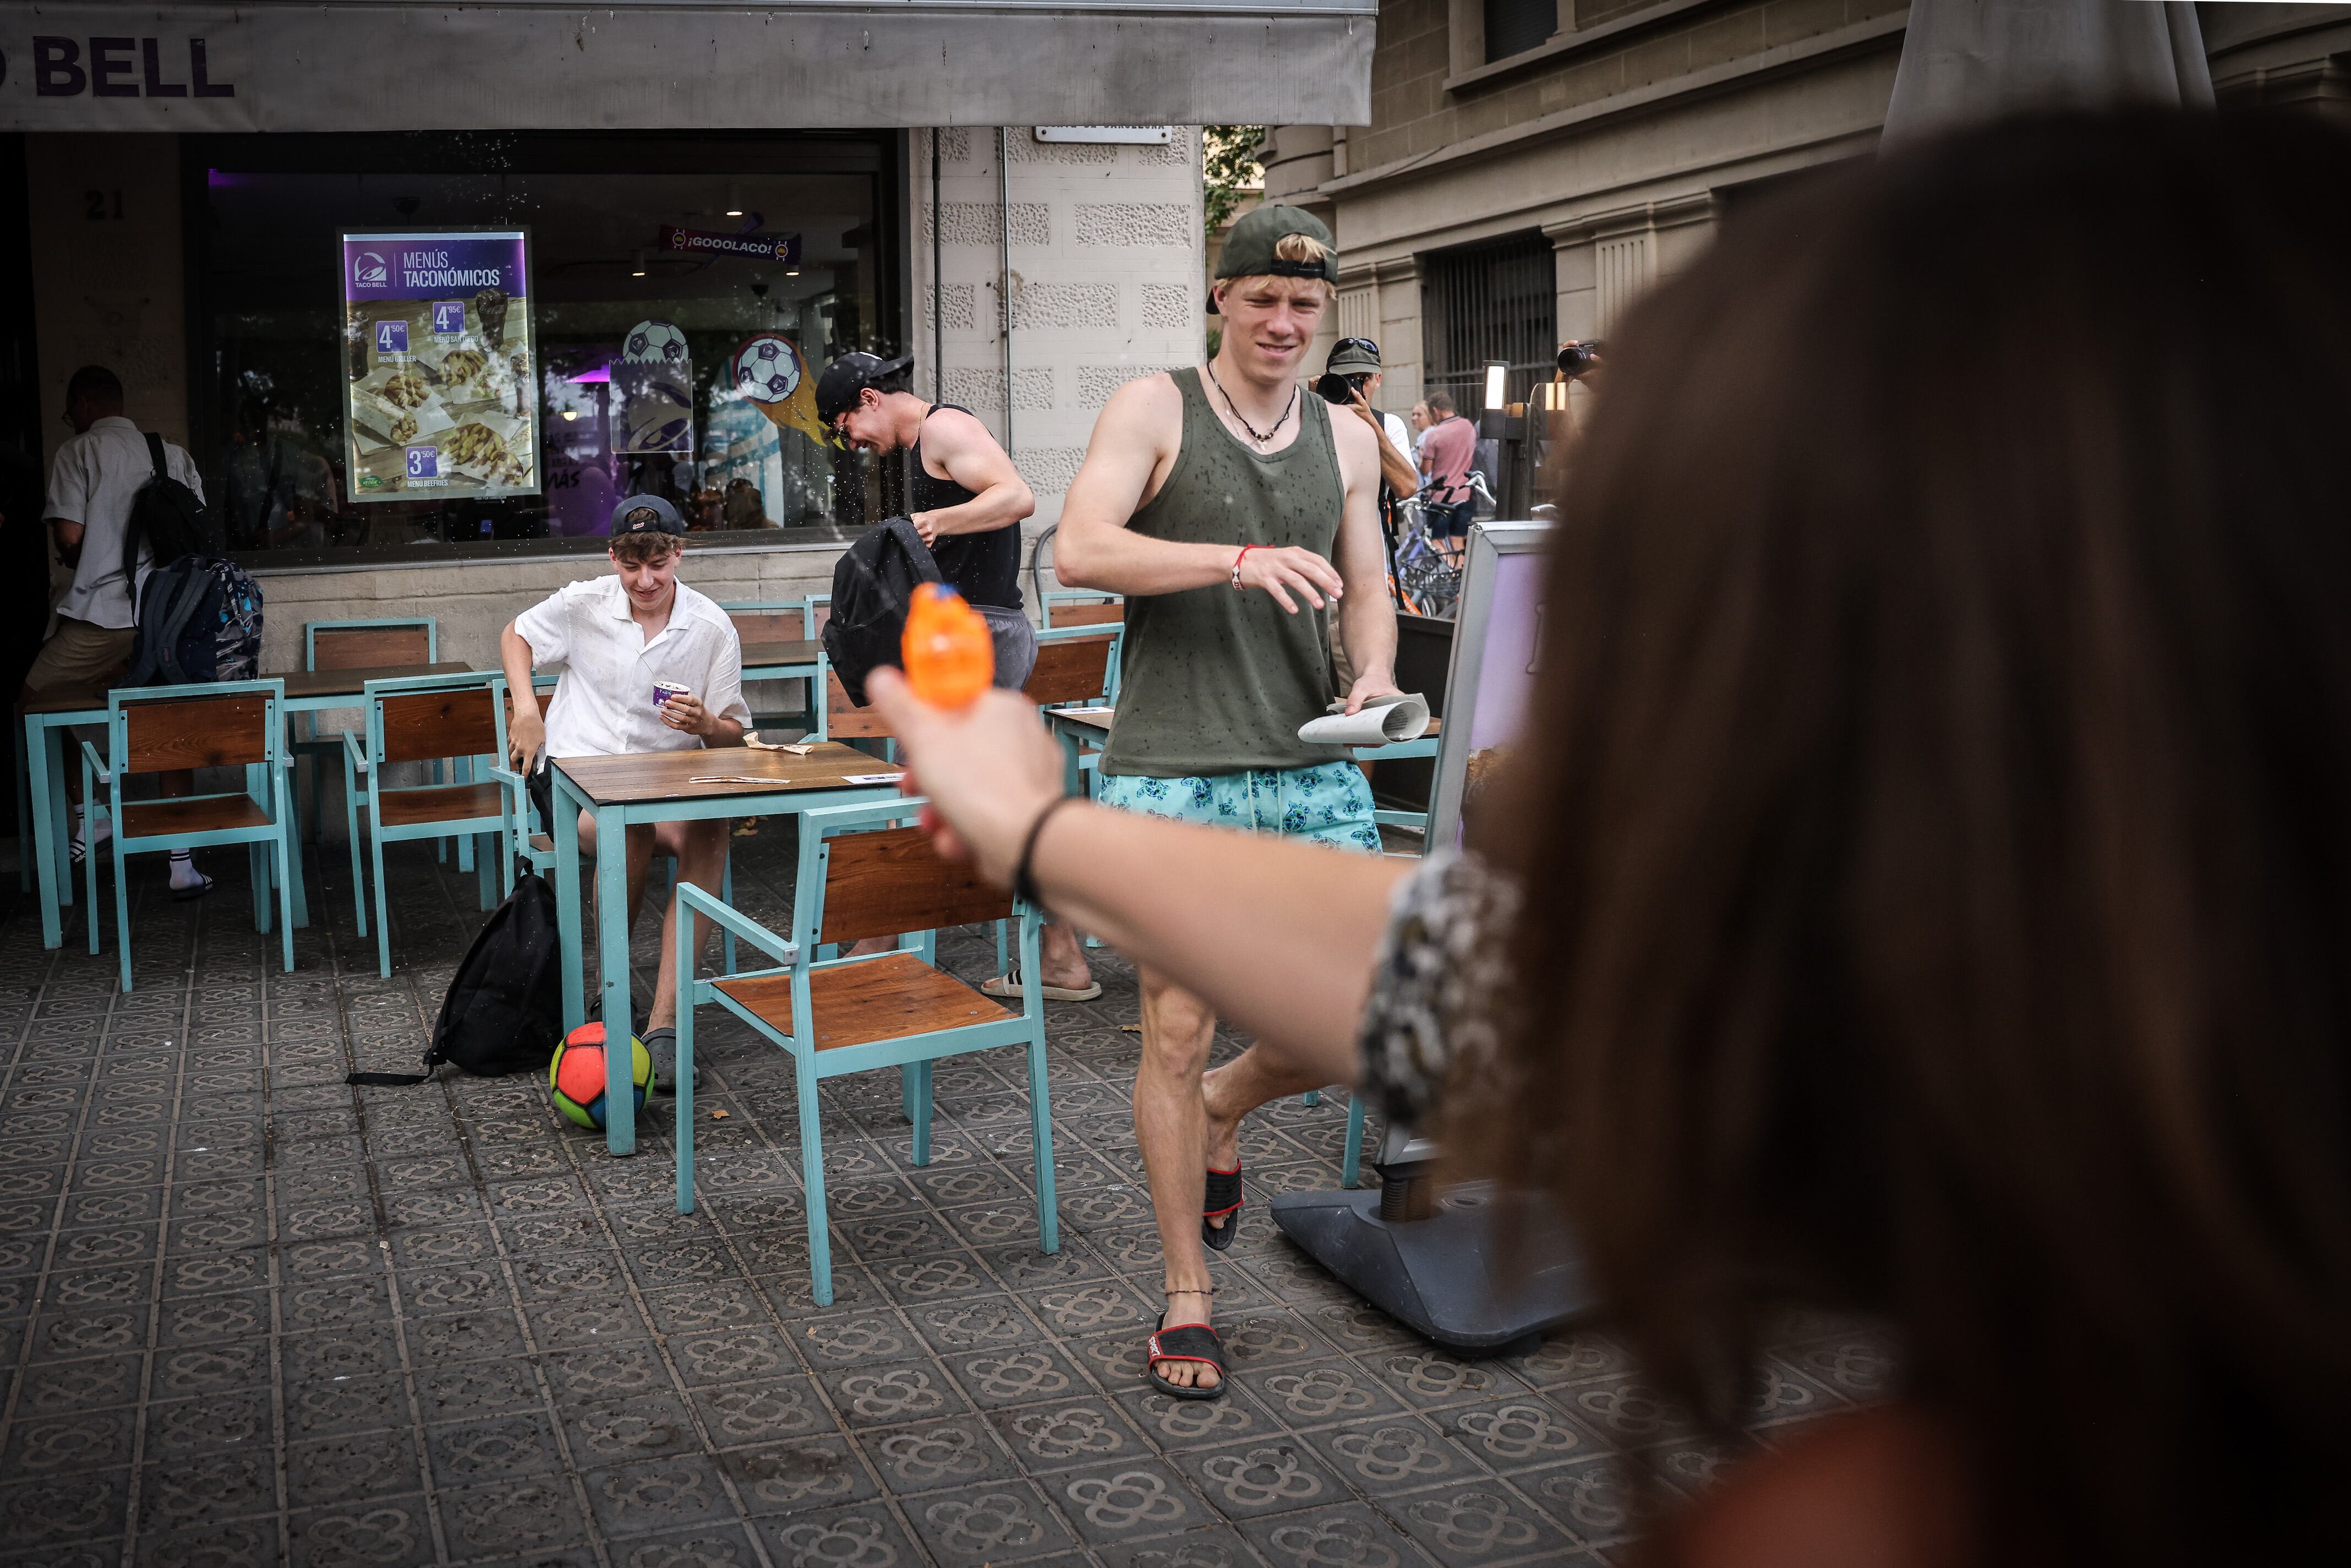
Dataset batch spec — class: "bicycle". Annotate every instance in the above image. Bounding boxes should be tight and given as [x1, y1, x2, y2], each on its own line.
[1388, 494, 1464, 619]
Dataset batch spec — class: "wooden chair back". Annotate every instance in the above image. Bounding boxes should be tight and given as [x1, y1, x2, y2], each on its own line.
[1049, 600, 1124, 627]
[121, 692, 274, 773]
[817, 825, 1011, 945]
[727, 609, 807, 644]
[379, 685, 501, 766]
[312, 623, 433, 670]
[1024, 633, 1116, 708]
[824, 670, 893, 738]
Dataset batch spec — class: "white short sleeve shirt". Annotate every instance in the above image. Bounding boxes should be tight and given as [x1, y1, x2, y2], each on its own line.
[1380, 412, 1420, 496]
[45, 416, 205, 629]
[512, 575, 752, 760]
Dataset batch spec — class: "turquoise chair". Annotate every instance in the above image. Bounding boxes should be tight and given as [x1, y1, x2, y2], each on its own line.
[673, 799, 1057, 1307]
[341, 672, 507, 976]
[78, 680, 297, 990]
[293, 618, 438, 847]
[1040, 591, 1122, 630]
[719, 600, 824, 736]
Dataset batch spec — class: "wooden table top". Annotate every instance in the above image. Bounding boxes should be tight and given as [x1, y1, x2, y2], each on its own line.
[740, 639, 822, 668]
[552, 741, 903, 805]
[23, 662, 477, 717]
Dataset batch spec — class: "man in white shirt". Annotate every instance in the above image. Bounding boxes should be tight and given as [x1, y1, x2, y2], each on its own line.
[501, 495, 752, 1090]
[26, 365, 211, 895]
[1321, 338, 1419, 501]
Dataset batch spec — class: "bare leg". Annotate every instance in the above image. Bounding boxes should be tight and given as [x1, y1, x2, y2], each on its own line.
[649, 817, 727, 1029]
[1202, 1045, 1325, 1187]
[1038, 921, 1093, 992]
[1133, 965, 1220, 1390]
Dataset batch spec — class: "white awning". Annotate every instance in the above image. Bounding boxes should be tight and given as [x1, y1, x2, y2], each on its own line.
[0, 2, 1376, 132]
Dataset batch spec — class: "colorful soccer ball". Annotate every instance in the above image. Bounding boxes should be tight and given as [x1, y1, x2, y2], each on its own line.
[622, 319, 690, 365]
[732, 334, 802, 405]
[548, 1023, 652, 1130]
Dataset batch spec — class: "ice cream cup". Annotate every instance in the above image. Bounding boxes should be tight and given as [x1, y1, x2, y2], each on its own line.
[653, 680, 693, 712]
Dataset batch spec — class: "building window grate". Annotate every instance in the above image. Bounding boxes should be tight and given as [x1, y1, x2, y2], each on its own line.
[1484, 0, 1556, 64]
[1420, 228, 1556, 413]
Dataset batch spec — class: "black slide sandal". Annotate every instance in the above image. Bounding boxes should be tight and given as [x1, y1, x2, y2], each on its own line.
[1201, 1164, 1243, 1251]
[1148, 1314, 1227, 1401]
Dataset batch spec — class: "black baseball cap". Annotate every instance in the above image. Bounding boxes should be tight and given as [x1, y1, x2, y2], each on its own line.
[610, 495, 685, 537]
[814, 351, 915, 427]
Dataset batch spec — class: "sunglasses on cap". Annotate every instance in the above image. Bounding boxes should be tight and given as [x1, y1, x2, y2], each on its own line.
[1331, 337, 1381, 360]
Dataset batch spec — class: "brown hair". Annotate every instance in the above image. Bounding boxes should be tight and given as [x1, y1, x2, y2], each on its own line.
[608, 529, 683, 566]
[1470, 112, 2351, 1565]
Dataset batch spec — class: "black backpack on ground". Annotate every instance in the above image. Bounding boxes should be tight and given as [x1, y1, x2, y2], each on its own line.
[347, 860, 564, 1085]
[822, 514, 941, 707]
[122, 433, 264, 687]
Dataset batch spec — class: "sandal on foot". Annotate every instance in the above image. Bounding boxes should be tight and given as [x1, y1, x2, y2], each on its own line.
[1147, 1314, 1227, 1401]
[171, 873, 215, 902]
[1201, 1164, 1243, 1251]
[981, 964, 1103, 1003]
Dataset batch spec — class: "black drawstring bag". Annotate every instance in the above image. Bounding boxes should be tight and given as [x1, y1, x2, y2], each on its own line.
[348, 858, 564, 1085]
[822, 515, 942, 707]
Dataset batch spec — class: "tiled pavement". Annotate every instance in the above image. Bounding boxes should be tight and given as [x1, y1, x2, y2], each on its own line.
[0, 828, 1888, 1567]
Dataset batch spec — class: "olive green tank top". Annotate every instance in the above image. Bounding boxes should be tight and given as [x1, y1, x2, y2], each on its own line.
[1101, 367, 1350, 777]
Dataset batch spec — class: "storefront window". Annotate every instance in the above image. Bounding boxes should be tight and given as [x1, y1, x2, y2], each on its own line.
[185, 132, 907, 564]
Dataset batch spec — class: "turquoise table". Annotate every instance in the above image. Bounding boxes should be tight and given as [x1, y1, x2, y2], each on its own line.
[19, 662, 476, 950]
[546, 741, 904, 1156]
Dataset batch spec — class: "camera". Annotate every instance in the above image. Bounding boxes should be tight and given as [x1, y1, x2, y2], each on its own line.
[1557, 340, 1604, 375]
[1315, 370, 1370, 405]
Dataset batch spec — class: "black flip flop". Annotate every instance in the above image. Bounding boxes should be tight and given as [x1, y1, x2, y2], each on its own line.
[1201, 1164, 1243, 1251]
[171, 873, 216, 903]
[1147, 1314, 1227, 1401]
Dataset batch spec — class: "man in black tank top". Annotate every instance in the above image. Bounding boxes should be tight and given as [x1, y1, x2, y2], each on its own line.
[816, 351, 1039, 688]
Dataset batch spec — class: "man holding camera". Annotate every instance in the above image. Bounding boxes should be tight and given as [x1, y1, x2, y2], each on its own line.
[1317, 338, 1420, 504]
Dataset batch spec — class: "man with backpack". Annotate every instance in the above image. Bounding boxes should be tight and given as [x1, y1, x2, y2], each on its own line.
[24, 365, 212, 898]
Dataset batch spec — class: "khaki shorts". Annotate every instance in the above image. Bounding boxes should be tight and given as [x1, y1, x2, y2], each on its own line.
[25, 617, 134, 695]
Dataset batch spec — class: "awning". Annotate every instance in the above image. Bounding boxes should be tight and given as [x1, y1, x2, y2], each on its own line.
[0, 1, 1376, 132]
[1883, 0, 2213, 141]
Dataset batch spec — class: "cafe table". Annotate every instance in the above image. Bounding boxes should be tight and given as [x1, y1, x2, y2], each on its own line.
[547, 741, 905, 1155]
[19, 662, 478, 950]
[738, 638, 829, 741]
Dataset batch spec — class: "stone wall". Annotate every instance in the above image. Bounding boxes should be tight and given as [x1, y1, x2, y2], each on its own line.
[912, 125, 1206, 586]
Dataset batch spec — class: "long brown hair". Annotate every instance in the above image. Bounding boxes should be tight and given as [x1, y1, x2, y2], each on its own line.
[1472, 112, 2351, 1564]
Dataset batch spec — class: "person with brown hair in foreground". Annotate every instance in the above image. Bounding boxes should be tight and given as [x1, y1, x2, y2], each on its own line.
[863, 111, 2351, 1568]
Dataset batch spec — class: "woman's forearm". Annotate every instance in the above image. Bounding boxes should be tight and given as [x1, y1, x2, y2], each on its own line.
[1027, 803, 1410, 1084]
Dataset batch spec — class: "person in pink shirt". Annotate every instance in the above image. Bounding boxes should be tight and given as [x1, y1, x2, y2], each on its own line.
[1415, 390, 1478, 560]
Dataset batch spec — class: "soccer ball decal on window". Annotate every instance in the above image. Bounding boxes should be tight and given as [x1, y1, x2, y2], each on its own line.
[731, 334, 803, 406]
[622, 319, 690, 365]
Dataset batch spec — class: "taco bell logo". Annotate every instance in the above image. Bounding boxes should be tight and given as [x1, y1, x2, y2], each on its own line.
[352, 251, 388, 288]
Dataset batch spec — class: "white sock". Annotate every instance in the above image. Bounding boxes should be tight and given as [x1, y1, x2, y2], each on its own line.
[72, 805, 111, 851]
[169, 850, 204, 891]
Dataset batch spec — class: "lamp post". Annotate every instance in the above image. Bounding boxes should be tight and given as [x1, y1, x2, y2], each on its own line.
[1475, 359, 1543, 521]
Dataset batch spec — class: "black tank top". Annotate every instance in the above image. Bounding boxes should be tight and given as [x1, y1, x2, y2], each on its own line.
[911, 404, 1020, 610]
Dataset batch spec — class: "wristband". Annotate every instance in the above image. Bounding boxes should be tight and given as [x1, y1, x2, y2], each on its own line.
[1231, 544, 1260, 592]
[1012, 796, 1080, 909]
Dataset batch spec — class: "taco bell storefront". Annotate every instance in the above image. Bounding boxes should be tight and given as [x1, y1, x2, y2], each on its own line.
[0, 3, 1373, 693]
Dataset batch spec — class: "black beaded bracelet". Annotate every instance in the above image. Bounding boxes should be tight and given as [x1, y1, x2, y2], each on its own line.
[1012, 796, 1080, 910]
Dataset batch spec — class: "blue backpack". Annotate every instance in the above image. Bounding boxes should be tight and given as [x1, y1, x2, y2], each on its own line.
[121, 431, 263, 686]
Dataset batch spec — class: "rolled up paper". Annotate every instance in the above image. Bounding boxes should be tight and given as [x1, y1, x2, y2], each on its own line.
[1296, 692, 1431, 747]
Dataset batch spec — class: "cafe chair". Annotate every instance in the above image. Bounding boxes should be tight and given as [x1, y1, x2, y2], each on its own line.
[292, 617, 439, 848]
[720, 600, 828, 740]
[342, 671, 508, 977]
[672, 799, 1058, 1307]
[78, 679, 298, 991]
[1040, 590, 1123, 629]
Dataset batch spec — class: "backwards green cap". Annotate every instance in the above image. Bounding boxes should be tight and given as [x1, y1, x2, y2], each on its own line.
[1215, 204, 1338, 283]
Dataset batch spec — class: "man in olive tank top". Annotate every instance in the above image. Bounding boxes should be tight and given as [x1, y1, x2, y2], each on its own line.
[1055, 205, 1401, 1396]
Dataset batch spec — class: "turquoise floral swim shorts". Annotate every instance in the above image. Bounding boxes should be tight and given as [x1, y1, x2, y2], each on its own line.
[1095, 760, 1382, 853]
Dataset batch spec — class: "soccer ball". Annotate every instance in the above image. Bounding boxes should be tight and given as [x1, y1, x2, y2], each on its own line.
[548, 1023, 653, 1130]
[623, 319, 690, 365]
[733, 334, 802, 405]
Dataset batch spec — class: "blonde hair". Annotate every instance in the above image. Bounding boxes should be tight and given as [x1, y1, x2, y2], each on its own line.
[1218, 231, 1337, 304]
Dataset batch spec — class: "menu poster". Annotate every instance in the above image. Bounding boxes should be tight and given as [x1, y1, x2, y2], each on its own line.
[341, 230, 540, 504]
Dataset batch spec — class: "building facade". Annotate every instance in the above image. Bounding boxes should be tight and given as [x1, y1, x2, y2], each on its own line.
[1264, 0, 2351, 418]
